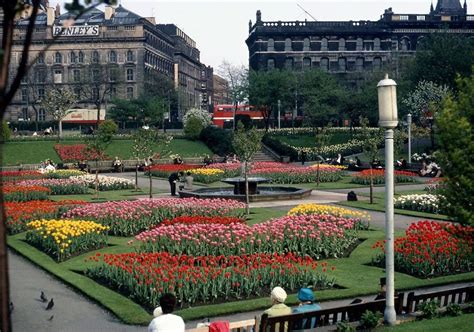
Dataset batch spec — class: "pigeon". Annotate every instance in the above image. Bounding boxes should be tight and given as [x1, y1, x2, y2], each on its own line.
[40, 291, 48, 303]
[45, 298, 54, 310]
[48, 315, 54, 321]
[9, 302, 13, 314]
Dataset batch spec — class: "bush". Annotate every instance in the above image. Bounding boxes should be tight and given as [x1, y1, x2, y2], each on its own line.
[98, 120, 118, 136]
[446, 303, 463, 317]
[184, 116, 205, 140]
[1, 121, 11, 142]
[200, 126, 233, 156]
[336, 321, 356, 332]
[417, 300, 439, 319]
[359, 310, 382, 330]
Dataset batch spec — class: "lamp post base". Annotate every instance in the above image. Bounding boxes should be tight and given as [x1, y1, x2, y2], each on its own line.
[384, 306, 397, 326]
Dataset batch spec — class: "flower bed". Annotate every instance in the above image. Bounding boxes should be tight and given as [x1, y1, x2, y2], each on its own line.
[47, 170, 87, 179]
[26, 219, 109, 261]
[70, 175, 134, 191]
[424, 178, 446, 194]
[1, 170, 44, 183]
[5, 200, 86, 234]
[63, 198, 245, 236]
[248, 162, 343, 184]
[136, 214, 359, 259]
[372, 221, 473, 278]
[204, 163, 241, 177]
[288, 204, 370, 229]
[18, 178, 89, 195]
[351, 169, 417, 185]
[54, 144, 108, 162]
[148, 164, 202, 178]
[3, 184, 50, 202]
[394, 194, 446, 214]
[161, 216, 245, 226]
[189, 168, 225, 184]
[86, 252, 335, 308]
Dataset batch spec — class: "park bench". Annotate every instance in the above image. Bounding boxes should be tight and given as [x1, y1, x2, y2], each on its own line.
[404, 286, 473, 313]
[186, 318, 258, 332]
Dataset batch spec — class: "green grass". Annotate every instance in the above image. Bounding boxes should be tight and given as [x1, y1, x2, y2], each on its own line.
[8, 220, 473, 324]
[380, 313, 474, 331]
[2, 139, 212, 165]
[275, 132, 353, 148]
[50, 188, 165, 202]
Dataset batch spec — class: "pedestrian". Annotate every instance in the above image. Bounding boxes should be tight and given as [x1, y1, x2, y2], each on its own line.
[168, 172, 181, 196]
[292, 287, 321, 329]
[148, 293, 185, 332]
[301, 151, 307, 165]
[184, 171, 193, 190]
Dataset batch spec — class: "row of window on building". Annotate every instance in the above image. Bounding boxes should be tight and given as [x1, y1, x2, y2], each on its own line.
[267, 56, 383, 71]
[34, 50, 137, 65]
[23, 67, 136, 84]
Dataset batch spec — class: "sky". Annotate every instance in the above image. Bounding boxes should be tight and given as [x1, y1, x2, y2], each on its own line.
[59, 1, 468, 70]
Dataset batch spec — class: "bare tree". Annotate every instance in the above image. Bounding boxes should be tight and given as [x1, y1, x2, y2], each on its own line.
[40, 88, 77, 139]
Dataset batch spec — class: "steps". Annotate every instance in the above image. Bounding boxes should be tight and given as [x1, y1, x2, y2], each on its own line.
[252, 150, 277, 162]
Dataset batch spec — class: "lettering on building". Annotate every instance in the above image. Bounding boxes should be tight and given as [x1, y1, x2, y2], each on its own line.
[52, 25, 99, 36]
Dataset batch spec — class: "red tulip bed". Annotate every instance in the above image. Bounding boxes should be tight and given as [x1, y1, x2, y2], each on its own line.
[351, 169, 417, 185]
[3, 184, 51, 202]
[372, 221, 474, 278]
[54, 144, 108, 162]
[5, 200, 86, 234]
[147, 164, 203, 177]
[1, 170, 44, 183]
[17, 178, 89, 195]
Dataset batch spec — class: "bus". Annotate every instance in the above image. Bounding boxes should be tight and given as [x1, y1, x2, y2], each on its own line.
[212, 104, 264, 128]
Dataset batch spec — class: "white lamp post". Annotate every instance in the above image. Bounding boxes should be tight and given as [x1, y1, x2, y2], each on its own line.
[377, 74, 398, 326]
[407, 114, 412, 164]
[278, 99, 281, 129]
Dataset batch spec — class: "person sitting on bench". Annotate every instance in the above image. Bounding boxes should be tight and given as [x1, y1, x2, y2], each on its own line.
[292, 288, 321, 330]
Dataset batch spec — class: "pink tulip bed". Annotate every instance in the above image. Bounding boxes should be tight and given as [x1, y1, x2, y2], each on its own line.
[18, 178, 89, 195]
[63, 198, 246, 236]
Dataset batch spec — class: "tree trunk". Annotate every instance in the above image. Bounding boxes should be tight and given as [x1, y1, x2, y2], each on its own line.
[316, 161, 321, 187]
[149, 172, 153, 199]
[94, 166, 99, 200]
[0, 146, 11, 332]
[369, 166, 374, 204]
[135, 163, 139, 191]
[58, 119, 63, 140]
[244, 161, 249, 215]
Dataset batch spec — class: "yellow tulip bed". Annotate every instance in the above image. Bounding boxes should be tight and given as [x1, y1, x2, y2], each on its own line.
[25, 219, 109, 261]
[189, 168, 225, 183]
[288, 204, 370, 230]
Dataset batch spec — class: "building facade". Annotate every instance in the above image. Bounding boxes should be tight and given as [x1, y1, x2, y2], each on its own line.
[4, 5, 212, 123]
[246, 1, 474, 75]
[212, 74, 232, 106]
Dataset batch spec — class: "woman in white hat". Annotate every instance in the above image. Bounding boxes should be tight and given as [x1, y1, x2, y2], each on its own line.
[262, 286, 292, 331]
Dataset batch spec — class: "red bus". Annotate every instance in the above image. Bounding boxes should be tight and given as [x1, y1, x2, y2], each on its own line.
[212, 104, 264, 128]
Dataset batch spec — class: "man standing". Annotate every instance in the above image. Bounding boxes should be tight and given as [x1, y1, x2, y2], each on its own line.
[148, 293, 185, 332]
[168, 172, 180, 196]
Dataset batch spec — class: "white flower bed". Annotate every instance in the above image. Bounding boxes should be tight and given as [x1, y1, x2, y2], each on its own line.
[71, 175, 134, 191]
[394, 194, 445, 214]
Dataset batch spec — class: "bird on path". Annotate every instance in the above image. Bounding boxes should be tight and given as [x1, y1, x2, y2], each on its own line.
[45, 298, 54, 310]
[47, 315, 54, 321]
[40, 291, 48, 303]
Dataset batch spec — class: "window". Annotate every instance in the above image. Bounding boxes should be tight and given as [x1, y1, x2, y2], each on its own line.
[355, 57, 364, 71]
[124, 25, 135, 30]
[400, 15, 409, 21]
[55, 52, 62, 64]
[92, 51, 99, 63]
[339, 38, 345, 51]
[37, 53, 44, 64]
[374, 38, 381, 51]
[109, 68, 117, 82]
[73, 69, 81, 82]
[38, 87, 45, 100]
[74, 87, 81, 99]
[356, 38, 363, 51]
[109, 50, 117, 63]
[54, 69, 62, 83]
[92, 87, 99, 100]
[320, 57, 329, 71]
[78, 51, 84, 63]
[110, 87, 117, 98]
[126, 50, 134, 62]
[373, 57, 382, 71]
[267, 58, 275, 70]
[400, 38, 410, 51]
[338, 58, 347, 72]
[70, 51, 77, 63]
[417, 15, 426, 21]
[38, 108, 46, 121]
[92, 69, 100, 81]
[303, 38, 310, 52]
[284, 57, 294, 70]
[303, 57, 311, 69]
[21, 88, 27, 102]
[284, 38, 292, 52]
[126, 68, 134, 81]
[36, 69, 46, 83]
[321, 38, 328, 51]
[21, 107, 29, 120]
[107, 26, 118, 31]
[126, 87, 134, 99]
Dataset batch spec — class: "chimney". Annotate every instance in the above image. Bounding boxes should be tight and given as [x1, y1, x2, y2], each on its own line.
[145, 17, 156, 24]
[55, 3, 60, 17]
[46, 7, 55, 26]
[104, 6, 115, 20]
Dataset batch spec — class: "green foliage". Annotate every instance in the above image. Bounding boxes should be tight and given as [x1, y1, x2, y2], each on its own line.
[40, 88, 77, 122]
[446, 303, 463, 317]
[85, 121, 115, 161]
[98, 120, 118, 137]
[436, 75, 474, 225]
[409, 33, 474, 90]
[358, 117, 382, 162]
[314, 125, 331, 157]
[417, 299, 440, 319]
[132, 129, 173, 161]
[336, 321, 356, 332]
[184, 117, 204, 140]
[359, 310, 382, 329]
[200, 126, 234, 156]
[109, 95, 166, 126]
[232, 123, 263, 163]
[1, 121, 11, 142]
[183, 108, 212, 140]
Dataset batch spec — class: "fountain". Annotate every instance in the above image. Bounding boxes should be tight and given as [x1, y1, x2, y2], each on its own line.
[179, 177, 312, 202]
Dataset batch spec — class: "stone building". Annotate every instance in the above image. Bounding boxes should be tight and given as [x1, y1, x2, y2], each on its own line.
[4, 5, 212, 124]
[246, 0, 474, 75]
[212, 74, 232, 106]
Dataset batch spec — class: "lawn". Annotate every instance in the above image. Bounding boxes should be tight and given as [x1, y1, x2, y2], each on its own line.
[275, 132, 353, 147]
[8, 210, 473, 325]
[381, 313, 474, 331]
[2, 138, 212, 165]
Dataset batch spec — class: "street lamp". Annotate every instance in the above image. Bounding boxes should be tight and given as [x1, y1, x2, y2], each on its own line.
[377, 74, 398, 326]
[277, 99, 281, 129]
[407, 114, 412, 164]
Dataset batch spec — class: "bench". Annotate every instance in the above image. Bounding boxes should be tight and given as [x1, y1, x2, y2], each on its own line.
[404, 286, 473, 313]
[186, 319, 258, 332]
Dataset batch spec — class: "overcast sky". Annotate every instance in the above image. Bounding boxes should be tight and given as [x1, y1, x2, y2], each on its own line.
[61, 1, 468, 69]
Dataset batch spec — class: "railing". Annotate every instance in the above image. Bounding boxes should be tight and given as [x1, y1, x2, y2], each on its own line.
[404, 286, 474, 313]
[260, 143, 286, 162]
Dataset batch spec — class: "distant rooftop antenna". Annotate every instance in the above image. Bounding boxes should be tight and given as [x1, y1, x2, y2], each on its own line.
[297, 3, 317, 21]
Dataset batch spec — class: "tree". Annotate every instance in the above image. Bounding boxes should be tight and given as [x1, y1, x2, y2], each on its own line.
[40, 88, 77, 140]
[0, 2, 116, 331]
[409, 33, 474, 90]
[436, 75, 474, 225]
[132, 129, 172, 197]
[183, 107, 212, 140]
[314, 125, 331, 187]
[108, 94, 167, 129]
[232, 122, 263, 215]
[84, 121, 116, 199]
[218, 61, 248, 130]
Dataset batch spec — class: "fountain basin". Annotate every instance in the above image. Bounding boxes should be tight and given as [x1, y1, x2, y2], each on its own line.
[221, 177, 269, 195]
[178, 186, 312, 202]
